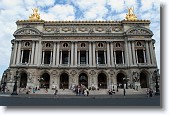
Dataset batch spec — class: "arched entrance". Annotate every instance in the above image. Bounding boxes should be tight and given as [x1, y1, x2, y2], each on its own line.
[140, 72, 148, 88]
[20, 72, 27, 88]
[98, 73, 107, 89]
[60, 73, 69, 89]
[79, 73, 88, 88]
[116, 73, 125, 88]
[40, 73, 50, 88]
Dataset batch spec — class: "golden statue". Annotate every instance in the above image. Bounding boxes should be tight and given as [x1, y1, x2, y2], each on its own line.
[126, 7, 137, 20]
[29, 8, 40, 20]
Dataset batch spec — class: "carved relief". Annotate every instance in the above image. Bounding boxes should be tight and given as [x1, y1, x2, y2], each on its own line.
[70, 70, 77, 75]
[16, 29, 40, 35]
[89, 70, 96, 75]
[78, 27, 88, 32]
[62, 27, 71, 32]
[95, 27, 104, 32]
[42, 42, 53, 49]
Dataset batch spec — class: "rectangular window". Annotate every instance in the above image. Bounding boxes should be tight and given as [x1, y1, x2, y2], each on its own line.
[98, 51, 105, 64]
[80, 51, 86, 64]
[116, 51, 123, 64]
[22, 50, 30, 63]
[62, 51, 68, 64]
[137, 49, 144, 63]
[44, 51, 51, 64]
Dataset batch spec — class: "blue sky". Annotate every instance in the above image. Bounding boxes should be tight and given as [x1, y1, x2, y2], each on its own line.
[0, 0, 160, 79]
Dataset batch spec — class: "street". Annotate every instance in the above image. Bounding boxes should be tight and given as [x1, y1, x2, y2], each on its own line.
[0, 94, 160, 106]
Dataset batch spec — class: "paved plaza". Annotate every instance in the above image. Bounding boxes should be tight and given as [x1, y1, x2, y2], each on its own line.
[0, 93, 160, 106]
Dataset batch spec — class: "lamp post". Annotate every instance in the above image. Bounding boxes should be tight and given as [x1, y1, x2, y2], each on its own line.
[11, 70, 20, 95]
[154, 69, 160, 95]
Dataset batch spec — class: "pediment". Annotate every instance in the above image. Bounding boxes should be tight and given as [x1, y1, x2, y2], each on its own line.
[126, 26, 153, 37]
[13, 26, 41, 36]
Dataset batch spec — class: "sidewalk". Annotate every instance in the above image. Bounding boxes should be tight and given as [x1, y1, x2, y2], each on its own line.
[0, 92, 152, 99]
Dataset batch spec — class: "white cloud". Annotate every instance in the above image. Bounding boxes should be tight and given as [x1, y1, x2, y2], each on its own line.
[140, 0, 160, 12]
[46, 4, 75, 20]
[107, 0, 125, 13]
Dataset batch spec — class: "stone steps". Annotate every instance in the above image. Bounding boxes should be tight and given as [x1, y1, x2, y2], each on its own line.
[17, 88, 147, 95]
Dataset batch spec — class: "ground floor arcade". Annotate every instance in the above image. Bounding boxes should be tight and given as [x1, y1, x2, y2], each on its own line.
[1, 68, 157, 93]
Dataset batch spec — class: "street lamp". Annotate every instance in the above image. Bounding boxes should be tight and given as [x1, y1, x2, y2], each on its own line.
[11, 70, 20, 95]
[154, 69, 160, 95]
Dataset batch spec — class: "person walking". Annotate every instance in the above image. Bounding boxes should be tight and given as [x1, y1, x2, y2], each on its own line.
[54, 88, 58, 95]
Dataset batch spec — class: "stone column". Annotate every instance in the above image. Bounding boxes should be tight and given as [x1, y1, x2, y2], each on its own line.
[12, 41, 18, 65]
[92, 42, 96, 66]
[104, 50, 106, 64]
[136, 50, 138, 64]
[145, 41, 150, 65]
[20, 50, 23, 63]
[34, 41, 39, 65]
[89, 42, 92, 66]
[143, 50, 146, 63]
[122, 51, 125, 64]
[128, 41, 133, 66]
[124, 39, 129, 66]
[106, 42, 110, 67]
[110, 42, 115, 67]
[68, 50, 70, 65]
[78, 50, 80, 65]
[28, 49, 31, 63]
[52, 42, 56, 66]
[50, 50, 53, 65]
[42, 51, 45, 64]
[71, 42, 74, 66]
[96, 50, 98, 65]
[86, 50, 88, 65]
[16, 41, 21, 64]
[75, 42, 77, 66]
[149, 41, 155, 65]
[132, 41, 136, 65]
[114, 51, 116, 64]
[9, 44, 14, 66]
[60, 50, 62, 65]
[31, 41, 35, 65]
[37, 40, 42, 66]
[56, 42, 60, 66]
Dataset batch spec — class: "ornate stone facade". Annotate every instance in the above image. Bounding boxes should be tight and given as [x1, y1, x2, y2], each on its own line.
[1, 19, 159, 93]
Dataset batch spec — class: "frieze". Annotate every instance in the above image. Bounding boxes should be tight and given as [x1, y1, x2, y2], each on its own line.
[14, 27, 41, 36]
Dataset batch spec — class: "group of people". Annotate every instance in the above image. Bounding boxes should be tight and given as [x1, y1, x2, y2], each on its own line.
[0, 84, 8, 93]
[146, 88, 154, 97]
[73, 84, 89, 96]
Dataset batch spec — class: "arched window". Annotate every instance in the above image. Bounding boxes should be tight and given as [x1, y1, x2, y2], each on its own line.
[137, 42, 142, 46]
[81, 43, 86, 47]
[25, 42, 30, 47]
[63, 43, 68, 47]
[98, 43, 103, 47]
[116, 43, 121, 47]
[46, 43, 51, 47]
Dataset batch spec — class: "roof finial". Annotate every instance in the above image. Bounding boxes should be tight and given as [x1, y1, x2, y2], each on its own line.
[29, 8, 40, 20]
[126, 7, 137, 21]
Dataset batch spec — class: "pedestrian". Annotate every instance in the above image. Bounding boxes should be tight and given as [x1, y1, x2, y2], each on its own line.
[33, 88, 35, 93]
[86, 88, 89, 96]
[123, 88, 126, 96]
[149, 88, 153, 97]
[146, 88, 149, 97]
[54, 88, 58, 95]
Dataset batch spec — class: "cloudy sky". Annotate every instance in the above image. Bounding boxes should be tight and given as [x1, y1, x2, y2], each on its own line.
[0, 0, 160, 79]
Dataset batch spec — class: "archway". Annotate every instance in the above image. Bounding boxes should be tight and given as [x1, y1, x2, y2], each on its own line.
[40, 73, 50, 88]
[98, 73, 107, 89]
[20, 72, 27, 88]
[140, 72, 148, 88]
[116, 73, 125, 88]
[60, 73, 69, 89]
[79, 73, 88, 88]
